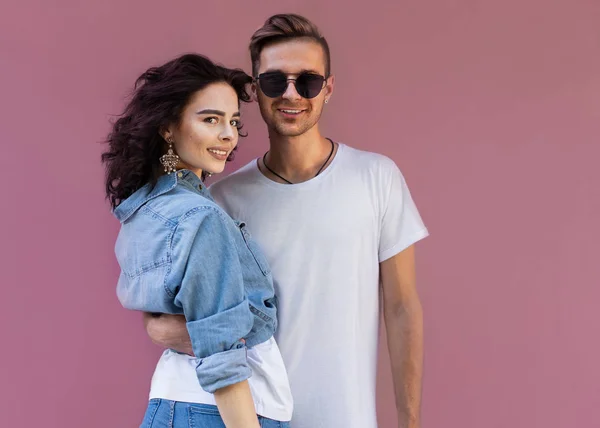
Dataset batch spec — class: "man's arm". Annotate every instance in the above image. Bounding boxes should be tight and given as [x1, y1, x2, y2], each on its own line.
[380, 244, 424, 428]
[143, 312, 193, 356]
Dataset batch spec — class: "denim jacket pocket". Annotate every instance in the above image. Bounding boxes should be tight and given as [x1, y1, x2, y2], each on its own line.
[236, 221, 271, 276]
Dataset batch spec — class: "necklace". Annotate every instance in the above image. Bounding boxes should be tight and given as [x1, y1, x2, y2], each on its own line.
[262, 138, 335, 185]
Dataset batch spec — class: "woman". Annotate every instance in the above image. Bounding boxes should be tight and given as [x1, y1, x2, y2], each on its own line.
[102, 54, 293, 428]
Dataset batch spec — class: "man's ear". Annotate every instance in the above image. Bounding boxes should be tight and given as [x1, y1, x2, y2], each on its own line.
[324, 74, 335, 102]
[250, 81, 259, 102]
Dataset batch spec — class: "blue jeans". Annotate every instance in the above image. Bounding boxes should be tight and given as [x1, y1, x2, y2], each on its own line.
[141, 399, 291, 428]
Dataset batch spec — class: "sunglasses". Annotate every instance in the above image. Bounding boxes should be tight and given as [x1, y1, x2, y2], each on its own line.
[255, 71, 327, 99]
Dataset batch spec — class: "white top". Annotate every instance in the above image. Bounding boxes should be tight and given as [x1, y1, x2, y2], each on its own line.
[208, 143, 429, 428]
[149, 336, 293, 421]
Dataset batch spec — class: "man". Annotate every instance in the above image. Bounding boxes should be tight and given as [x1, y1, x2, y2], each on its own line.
[145, 13, 429, 428]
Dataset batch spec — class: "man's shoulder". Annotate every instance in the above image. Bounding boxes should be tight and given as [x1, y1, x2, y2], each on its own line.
[209, 158, 259, 195]
[340, 143, 399, 173]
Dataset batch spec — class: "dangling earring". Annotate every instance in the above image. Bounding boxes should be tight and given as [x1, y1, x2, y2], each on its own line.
[160, 137, 180, 174]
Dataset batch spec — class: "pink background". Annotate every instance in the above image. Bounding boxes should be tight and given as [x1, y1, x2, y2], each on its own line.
[1, 1, 599, 427]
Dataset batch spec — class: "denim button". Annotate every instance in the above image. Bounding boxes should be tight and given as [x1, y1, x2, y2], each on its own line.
[177, 172, 183, 178]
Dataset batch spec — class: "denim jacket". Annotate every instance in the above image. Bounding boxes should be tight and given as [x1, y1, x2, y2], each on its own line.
[112, 170, 278, 393]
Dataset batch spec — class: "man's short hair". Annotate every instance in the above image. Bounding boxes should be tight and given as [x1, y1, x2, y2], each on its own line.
[249, 13, 331, 77]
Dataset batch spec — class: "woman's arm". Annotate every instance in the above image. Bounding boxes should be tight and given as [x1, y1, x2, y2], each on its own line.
[214, 381, 260, 428]
[170, 208, 260, 427]
[143, 312, 258, 427]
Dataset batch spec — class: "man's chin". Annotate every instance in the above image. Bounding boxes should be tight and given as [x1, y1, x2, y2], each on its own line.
[272, 122, 311, 137]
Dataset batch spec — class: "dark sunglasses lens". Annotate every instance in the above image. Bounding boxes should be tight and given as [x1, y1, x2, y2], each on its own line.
[296, 74, 325, 99]
[259, 73, 288, 98]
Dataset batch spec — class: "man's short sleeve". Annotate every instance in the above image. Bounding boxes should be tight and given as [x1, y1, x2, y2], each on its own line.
[378, 160, 429, 262]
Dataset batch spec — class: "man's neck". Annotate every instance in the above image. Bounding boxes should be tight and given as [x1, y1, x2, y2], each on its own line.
[263, 126, 336, 184]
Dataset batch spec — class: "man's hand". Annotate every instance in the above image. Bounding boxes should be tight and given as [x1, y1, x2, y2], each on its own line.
[143, 313, 194, 356]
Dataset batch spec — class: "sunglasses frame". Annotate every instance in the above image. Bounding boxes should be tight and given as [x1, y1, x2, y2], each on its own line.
[255, 71, 329, 99]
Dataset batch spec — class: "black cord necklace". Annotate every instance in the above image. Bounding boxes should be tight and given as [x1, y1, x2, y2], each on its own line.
[263, 138, 335, 185]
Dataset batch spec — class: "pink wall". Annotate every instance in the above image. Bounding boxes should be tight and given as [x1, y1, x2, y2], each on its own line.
[1, 1, 598, 427]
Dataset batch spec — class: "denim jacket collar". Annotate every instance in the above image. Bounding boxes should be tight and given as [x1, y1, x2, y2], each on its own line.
[113, 170, 206, 223]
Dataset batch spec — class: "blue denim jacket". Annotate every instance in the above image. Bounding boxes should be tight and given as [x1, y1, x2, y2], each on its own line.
[112, 170, 277, 393]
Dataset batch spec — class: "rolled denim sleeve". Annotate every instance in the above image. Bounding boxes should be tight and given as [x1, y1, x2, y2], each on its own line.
[169, 206, 254, 393]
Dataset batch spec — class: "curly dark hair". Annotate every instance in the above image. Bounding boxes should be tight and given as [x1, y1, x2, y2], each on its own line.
[101, 53, 252, 209]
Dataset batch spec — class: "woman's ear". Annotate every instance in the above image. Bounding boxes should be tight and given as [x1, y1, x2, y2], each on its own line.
[159, 126, 172, 143]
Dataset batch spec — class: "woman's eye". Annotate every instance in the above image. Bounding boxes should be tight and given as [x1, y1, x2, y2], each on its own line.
[204, 117, 218, 124]
[231, 120, 239, 127]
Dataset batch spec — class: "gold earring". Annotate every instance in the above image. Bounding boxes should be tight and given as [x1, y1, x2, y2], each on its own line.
[160, 137, 180, 174]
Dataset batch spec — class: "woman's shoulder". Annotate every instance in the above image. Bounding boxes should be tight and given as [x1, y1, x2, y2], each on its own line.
[145, 184, 228, 225]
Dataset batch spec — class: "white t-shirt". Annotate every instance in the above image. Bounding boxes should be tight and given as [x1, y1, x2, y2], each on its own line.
[149, 336, 293, 421]
[208, 143, 429, 428]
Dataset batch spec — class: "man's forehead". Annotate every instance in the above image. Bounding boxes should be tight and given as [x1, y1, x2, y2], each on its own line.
[257, 39, 326, 74]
